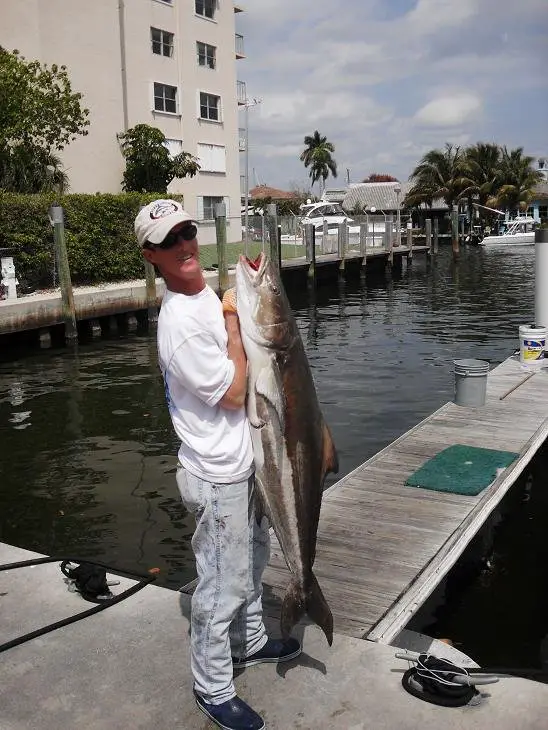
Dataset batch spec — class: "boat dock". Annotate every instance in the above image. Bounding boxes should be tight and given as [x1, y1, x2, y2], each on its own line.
[2, 542, 547, 729]
[260, 355, 548, 644]
[0, 245, 429, 341]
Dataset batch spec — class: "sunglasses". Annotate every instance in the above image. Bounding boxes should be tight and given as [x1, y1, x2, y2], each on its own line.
[146, 224, 197, 250]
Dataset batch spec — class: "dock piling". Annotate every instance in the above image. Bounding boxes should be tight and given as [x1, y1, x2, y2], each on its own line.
[433, 218, 439, 255]
[49, 204, 77, 343]
[304, 223, 316, 288]
[215, 203, 229, 295]
[451, 206, 460, 261]
[425, 218, 432, 259]
[265, 204, 281, 274]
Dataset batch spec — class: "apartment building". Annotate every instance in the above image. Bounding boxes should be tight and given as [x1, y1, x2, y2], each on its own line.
[0, 0, 246, 243]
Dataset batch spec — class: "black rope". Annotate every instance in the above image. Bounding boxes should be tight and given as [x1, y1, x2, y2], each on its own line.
[401, 655, 478, 707]
[0, 556, 156, 654]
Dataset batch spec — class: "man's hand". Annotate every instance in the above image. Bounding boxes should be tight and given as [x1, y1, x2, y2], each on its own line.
[222, 287, 237, 314]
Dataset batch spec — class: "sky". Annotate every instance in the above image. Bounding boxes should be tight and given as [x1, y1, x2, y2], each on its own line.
[236, 0, 548, 192]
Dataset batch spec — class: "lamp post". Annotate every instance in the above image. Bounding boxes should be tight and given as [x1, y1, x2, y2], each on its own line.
[243, 96, 262, 255]
[394, 183, 402, 248]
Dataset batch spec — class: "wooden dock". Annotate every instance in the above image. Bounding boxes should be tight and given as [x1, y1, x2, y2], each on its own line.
[0, 245, 429, 339]
[260, 356, 548, 644]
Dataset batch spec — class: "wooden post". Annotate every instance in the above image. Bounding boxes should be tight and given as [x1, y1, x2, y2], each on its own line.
[407, 220, 413, 263]
[425, 218, 432, 259]
[304, 223, 316, 288]
[359, 222, 368, 275]
[387, 213, 394, 266]
[215, 202, 229, 294]
[322, 219, 329, 255]
[337, 222, 346, 276]
[433, 218, 439, 254]
[49, 204, 77, 343]
[451, 205, 460, 260]
[265, 203, 280, 273]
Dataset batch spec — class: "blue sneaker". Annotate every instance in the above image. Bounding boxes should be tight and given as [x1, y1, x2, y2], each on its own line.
[233, 637, 302, 668]
[194, 691, 265, 730]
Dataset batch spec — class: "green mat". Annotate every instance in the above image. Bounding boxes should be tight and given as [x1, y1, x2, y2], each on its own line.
[405, 444, 519, 496]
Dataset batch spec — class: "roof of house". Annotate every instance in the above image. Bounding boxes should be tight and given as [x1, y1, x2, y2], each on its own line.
[342, 182, 448, 211]
[249, 185, 297, 200]
[532, 182, 548, 200]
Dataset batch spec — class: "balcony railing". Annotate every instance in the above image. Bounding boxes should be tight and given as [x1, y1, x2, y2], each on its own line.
[237, 80, 246, 105]
[235, 33, 245, 58]
[238, 128, 246, 152]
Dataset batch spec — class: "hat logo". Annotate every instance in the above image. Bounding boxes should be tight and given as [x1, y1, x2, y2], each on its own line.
[150, 201, 179, 219]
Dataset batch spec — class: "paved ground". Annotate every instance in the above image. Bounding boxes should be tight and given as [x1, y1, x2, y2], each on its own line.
[1, 543, 547, 730]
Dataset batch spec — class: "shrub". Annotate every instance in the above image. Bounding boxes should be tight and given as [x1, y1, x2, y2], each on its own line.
[0, 192, 181, 291]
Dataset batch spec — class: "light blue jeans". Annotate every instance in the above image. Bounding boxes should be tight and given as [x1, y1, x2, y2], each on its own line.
[176, 467, 270, 704]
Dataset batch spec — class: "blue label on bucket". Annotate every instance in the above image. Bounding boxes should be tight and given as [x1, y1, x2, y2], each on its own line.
[523, 340, 545, 360]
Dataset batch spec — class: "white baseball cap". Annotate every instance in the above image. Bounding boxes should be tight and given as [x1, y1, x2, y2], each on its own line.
[134, 199, 195, 246]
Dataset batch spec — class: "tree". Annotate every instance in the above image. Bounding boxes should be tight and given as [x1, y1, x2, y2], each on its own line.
[0, 47, 90, 151]
[405, 143, 463, 209]
[491, 146, 543, 214]
[119, 124, 200, 193]
[362, 173, 399, 182]
[0, 47, 89, 193]
[300, 130, 337, 195]
[0, 142, 68, 193]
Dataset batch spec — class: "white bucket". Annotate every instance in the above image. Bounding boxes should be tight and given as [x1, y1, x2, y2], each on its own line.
[518, 324, 546, 366]
[454, 359, 490, 407]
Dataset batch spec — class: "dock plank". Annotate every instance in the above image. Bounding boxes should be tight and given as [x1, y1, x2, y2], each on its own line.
[261, 357, 548, 643]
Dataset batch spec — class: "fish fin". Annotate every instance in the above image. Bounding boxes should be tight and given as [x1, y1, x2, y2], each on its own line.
[321, 423, 339, 478]
[253, 480, 271, 524]
[255, 366, 284, 425]
[246, 384, 265, 429]
[281, 573, 333, 647]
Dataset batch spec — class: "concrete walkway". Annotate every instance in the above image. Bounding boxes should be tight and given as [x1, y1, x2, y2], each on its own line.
[1, 544, 546, 730]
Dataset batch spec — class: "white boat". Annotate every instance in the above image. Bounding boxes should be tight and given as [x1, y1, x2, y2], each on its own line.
[299, 201, 361, 235]
[479, 215, 536, 247]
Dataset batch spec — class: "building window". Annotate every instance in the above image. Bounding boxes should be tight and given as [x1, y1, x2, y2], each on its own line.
[197, 143, 226, 173]
[151, 28, 174, 57]
[154, 83, 177, 113]
[200, 92, 220, 121]
[164, 138, 183, 158]
[197, 41, 216, 69]
[198, 195, 228, 220]
[195, 0, 216, 20]
[539, 205, 548, 220]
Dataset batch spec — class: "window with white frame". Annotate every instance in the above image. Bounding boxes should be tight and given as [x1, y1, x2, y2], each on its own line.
[197, 41, 216, 69]
[154, 83, 177, 113]
[164, 138, 183, 158]
[198, 196, 230, 221]
[151, 28, 174, 57]
[195, 0, 216, 19]
[197, 143, 226, 173]
[199, 92, 220, 121]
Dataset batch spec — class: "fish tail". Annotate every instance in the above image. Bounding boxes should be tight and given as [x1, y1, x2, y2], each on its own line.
[281, 573, 333, 647]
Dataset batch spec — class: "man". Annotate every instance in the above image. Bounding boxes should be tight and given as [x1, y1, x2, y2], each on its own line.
[135, 200, 301, 730]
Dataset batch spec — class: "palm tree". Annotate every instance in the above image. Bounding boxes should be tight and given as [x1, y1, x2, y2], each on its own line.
[0, 142, 69, 193]
[405, 143, 463, 209]
[458, 143, 501, 207]
[490, 146, 543, 214]
[300, 130, 337, 195]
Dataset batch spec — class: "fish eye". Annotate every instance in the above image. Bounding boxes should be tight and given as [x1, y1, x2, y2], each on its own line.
[271, 284, 279, 294]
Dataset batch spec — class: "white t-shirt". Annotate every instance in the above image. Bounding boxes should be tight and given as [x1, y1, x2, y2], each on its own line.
[157, 285, 253, 483]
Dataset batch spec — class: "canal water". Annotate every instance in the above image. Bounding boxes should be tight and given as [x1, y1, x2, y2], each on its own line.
[1, 246, 546, 670]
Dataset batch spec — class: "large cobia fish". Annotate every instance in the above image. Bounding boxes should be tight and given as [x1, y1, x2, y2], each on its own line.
[236, 252, 338, 646]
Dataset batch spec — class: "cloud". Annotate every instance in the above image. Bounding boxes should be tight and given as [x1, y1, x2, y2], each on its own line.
[236, 0, 548, 189]
[414, 94, 483, 127]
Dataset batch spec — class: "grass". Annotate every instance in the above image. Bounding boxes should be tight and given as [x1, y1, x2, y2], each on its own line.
[199, 241, 304, 270]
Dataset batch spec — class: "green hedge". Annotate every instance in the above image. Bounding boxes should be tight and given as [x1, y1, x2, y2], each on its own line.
[0, 192, 182, 291]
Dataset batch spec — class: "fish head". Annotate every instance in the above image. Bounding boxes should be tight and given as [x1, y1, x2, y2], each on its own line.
[236, 252, 293, 349]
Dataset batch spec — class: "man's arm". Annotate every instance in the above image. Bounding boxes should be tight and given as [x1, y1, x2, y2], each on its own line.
[218, 311, 247, 410]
